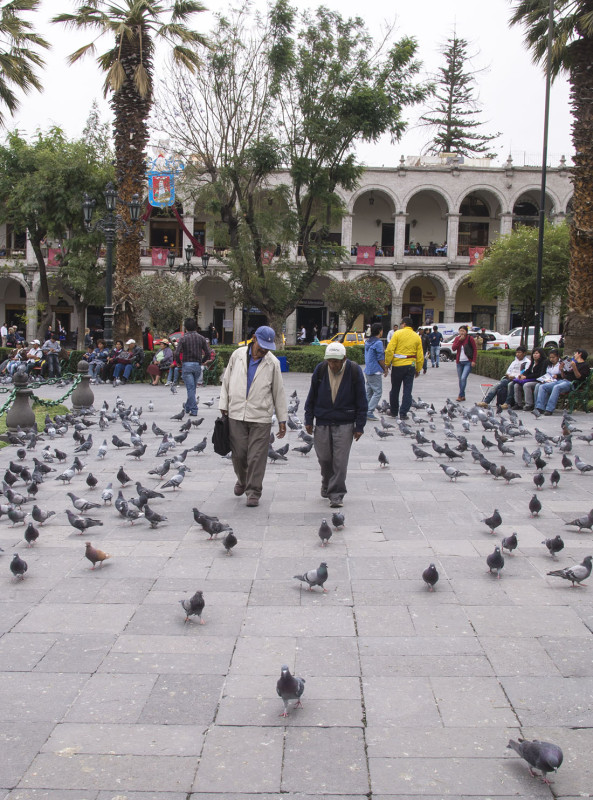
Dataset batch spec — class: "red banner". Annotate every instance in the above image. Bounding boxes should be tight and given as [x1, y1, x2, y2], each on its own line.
[47, 248, 62, 267]
[356, 245, 376, 266]
[469, 246, 486, 266]
[151, 247, 169, 266]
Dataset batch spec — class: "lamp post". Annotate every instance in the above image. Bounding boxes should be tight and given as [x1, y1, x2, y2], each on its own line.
[82, 182, 141, 349]
[168, 243, 210, 282]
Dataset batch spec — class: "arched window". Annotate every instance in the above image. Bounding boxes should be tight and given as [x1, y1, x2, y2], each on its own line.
[460, 196, 489, 217]
[409, 285, 422, 303]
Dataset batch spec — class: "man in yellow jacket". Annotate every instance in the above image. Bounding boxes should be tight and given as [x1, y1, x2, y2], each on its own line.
[383, 317, 424, 420]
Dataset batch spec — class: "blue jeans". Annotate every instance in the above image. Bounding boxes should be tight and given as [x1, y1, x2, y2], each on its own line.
[389, 364, 416, 417]
[182, 362, 202, 413]
[535, 379, 572, 412]
[365, 373, 383, 414]
[167, 365, 179, 383]
[430, 345, 440, 366]
[88, 361, 103, 379]
[484, 377, 510, 406]
[45, 353, 60, 378]
[456, 361, 472, 398]
[113, 362, 134, 380]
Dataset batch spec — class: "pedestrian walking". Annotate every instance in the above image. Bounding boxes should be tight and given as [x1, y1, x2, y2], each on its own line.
[428, 325, 443, 367]
[451, 325, 477, 401]
[219, 326, 287, 507]
[304, 342, 367, 508]
[383, 317, 424, 420]
[174, 318, 213, 415]
[364, 322, 387, 420]
[421, 328, 430, 374]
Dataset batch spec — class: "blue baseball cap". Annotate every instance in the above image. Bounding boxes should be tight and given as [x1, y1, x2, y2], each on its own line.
[254, 325, 276, 350]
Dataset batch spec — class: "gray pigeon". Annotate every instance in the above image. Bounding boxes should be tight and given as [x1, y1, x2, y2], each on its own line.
[507, 738, 563, 784]
[331, 512, 345, 530]
[565, 509, 593, 530]
[439, 463, 467, 481]
[529, 494, 542, 517]
[221, 530, 237, 555]
[65, 508, 103, 534]
[547, 555, 592, 587]
[318, 519, 332, 547]
[378, 451, 389, 467]
[542, 535, 564, 558]
[294, 562, 328, 592]
[180, 590, 205, 623]
[144, 505, 168, 528]
[482, 509, 502, 534]
[31, 505, 55, 525]
[66, 492, 101, 513]
[24, 522, 39, 546]
[276, 665, 305, 717]
[411, 444, 432, 460]
[422, 563, 439, 591]
[501, 532, 518, 554]
[101, 483, 114, 504]
[486, 546, 504, 578]
[10, 553, 28, 579]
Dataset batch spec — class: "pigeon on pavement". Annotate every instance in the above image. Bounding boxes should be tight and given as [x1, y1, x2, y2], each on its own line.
[482, 509, 502, 534]
[65, 509, 103, 534]
[24, 522, 39, 547]
[31, 505, 55, 525]
[294, 562, 328, 592]
[318, 519, 332, 547]
[117, 466, 132, 486]
[66, 492, 101, 513]
[276, 665, 305, 717]
[331, 512, 345, 530]
[412, 444, 432, 460]
[550, 469, 560, 488]
[486, 545, 504, 578]
[529, 494, 542, 517]
[439, 464, 468, 481]
[501, 532, 518, 554]
[180, 590, 205, 623]
[422, 563, 439, 591]
[84, 541, 111, 569]
[533, 472, 544, 490]
[565, 510, 593, 531]
[144, 505, 168, 528]
[378, 451, 389, 467]
[507, 738, 563, 784]
[542, 535, 564, 558]
[222, 530, 237, 555]
[547, 555, 592, 587]
[10, 553, 28, 579]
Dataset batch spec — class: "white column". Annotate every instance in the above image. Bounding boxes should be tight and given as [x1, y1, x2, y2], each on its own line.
[182, 213, 193, 253]
[552, 212, 566, 227]
[391, 295, 403, 325]
[232, 304, 243, 344]
[446, 213, 460, 260]
[285, 310, 297, 345]
[444, 293, 456, 324]
[394, 212, 406, 263]
[545, 296, 561, 333]
[341, 213, 353, 258]
[499, 212, 513, 237]
[496, 294, 510, 333]
[25, 287, 38, 341]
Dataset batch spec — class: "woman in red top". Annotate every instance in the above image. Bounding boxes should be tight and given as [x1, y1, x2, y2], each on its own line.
[451, 326, 477, 401]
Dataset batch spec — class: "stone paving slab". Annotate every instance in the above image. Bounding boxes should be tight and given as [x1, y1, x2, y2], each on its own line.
[2, 366, 593, 797]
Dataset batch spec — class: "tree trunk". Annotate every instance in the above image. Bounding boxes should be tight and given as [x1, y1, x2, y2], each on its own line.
[564, 38, 593, 354]
[30, 236, 54, 339]
[111, 26, 152, 344]
[266, 311, 286, 351]
[75, 301, 86, 350]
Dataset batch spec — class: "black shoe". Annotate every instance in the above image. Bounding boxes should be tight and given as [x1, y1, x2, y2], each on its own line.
[544, 410, 553, 416]
[320, 486, 328, 498]
[399, 414, 409, 421]
[436, 364, 439, 368]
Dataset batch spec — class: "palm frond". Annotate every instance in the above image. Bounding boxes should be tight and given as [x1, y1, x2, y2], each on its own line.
[106, 59, 126, 91]
[134, 62, 151, 98]
[171, 0, 207, 22]
[67, 42, 97, 64]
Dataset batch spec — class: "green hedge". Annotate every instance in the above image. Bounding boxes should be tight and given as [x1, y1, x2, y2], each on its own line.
[474, 352, 515, 380]
[211, 343, 365, 373]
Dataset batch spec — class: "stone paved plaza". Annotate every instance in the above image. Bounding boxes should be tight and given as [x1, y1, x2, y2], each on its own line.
[1, 363, 592, 800]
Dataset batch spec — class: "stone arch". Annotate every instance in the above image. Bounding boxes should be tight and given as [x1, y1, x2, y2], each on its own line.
[562, 193, 574, 217]
[401, 185, 452, 215]
[455, 184, 507, 215]
[348, 184, 398, 213]
[509, 185, 559, 218]
[399, 270, 451, 300]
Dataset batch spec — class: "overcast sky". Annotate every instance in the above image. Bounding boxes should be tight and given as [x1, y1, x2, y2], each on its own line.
[10, 0, 573, 168]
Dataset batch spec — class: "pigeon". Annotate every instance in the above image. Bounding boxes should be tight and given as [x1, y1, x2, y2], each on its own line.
[111, 435, 130, 449]
[375, 426, 393, 438]
[122, 507, 141, 524]
[148, 399, 154, 412]
[170, 408, 185, 421]
[482, 435, 495, 450]
[506, 738, 563, 784]
[422, 563, 439, 591]
[101, 483, 114, 504]
[565, 510, 593, 531]
[292, 442, 313, 456]
[482, 509, 502, 534]
[134, 482, 164, 500]
[561, 453, 573, 470]
[380, 416, 396, 429]
[502, 470, 521, 484]
[65, 509, 103, 534]
[529, 494, 542, 517]
[378, 451, 389, 468]
[126, 444, 147, 460]
[55, 467, 75, 484]
[294, 561, 328, 592]
[431, 440, 447, 456]
[222, 530, 237, 555]
[66, 492, 101, 513]
[144, 505, 167, 528]
[84, 541, 111, 569]
[24, 522, 39, 547]
[148, 459, 172, 479]
[10, 553, 28, 579]
[268, 447, 287, 463]
[547, 555, 592, 587]
[331, 512, 345, 530]
[439, 464, 467, 481]
[534, 456, 546, 471]
[318, 519, 332, 547]
[411, 444, 432, 460]
[533, 472, 544, 490]
[8, 508, 27, 526]
[86, 472, 98, 489]
[192, 508, 231, 539]
[161, 466, 188, 491]
[74, 435, 93, 453]
[192, 437, 208, 454]
[180, 590, 205, 623]
[276, 665, 305, 717]
[117, 466, 132, 486]
[542, 535, 564, 558]
[575, 454, 593, 474]
[550, 469, 560, 488]
[486, 545, 504, 578]
[31, 505, 55, 525]
[501, 532, 518, 554]
[443, 444, 463, 460]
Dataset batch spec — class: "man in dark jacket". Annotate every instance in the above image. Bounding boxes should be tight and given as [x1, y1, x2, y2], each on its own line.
[304, 342, 367, 508]
[174, 318, 213, 415]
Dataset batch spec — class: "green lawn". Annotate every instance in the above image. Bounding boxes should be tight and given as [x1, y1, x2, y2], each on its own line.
[0, 402, 70, 448]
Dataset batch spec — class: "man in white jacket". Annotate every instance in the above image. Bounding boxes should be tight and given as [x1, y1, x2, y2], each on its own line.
[219, 326, 287, 507]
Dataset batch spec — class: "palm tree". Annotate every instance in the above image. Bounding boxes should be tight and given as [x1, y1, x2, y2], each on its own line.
[53, 1, 208, 339]
[0, 0, 49, 126]
[510, 1, 593, 352]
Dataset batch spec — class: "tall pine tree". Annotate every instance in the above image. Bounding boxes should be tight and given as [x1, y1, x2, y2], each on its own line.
[420, 34, 500, 158]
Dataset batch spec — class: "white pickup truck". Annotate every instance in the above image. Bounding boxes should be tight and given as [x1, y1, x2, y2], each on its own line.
[499, 327, 562, 350]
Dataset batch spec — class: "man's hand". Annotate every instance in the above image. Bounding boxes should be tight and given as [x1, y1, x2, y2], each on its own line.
[305, 424, 313, 435]
[471, 362, 476, 368]
[221, 410, 228, 417]
[354, 431, 363, 441]
[277, 422, 286, 439]
[383, 367, 389, 377]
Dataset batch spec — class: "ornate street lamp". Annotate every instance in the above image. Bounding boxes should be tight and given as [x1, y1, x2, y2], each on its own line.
[168, 242, 209, 281]
[82, 182, 141, 348]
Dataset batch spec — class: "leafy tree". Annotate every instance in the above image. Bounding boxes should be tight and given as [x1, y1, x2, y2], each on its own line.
[325, 277, 389, 331]
[129, 273, 196, 335]
[0, 0, 49, 127]
[469, 221, 570, 339]
[510, 1, 593, 353]
[0, 127, 113, 338]
[161, 1, 428, 346]
[53, 0, 208, 340]
[419, 34, 499, 158]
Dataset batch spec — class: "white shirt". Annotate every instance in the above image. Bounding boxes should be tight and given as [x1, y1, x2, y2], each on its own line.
[0, 325, 7, 337]
[506, 356, 531, 379]
[386, 329, 396, 343]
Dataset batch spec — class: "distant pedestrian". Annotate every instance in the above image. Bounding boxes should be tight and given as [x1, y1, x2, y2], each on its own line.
[364, 322, 387, 420]
[428, 325, 443, 367]
[386, 322, 397, 344]
[421, 328, 430, 374]
[451, 325, 477, 401]
[143, 326, 154, 351]
[174, 318, 213, 415]
[219, 325, 287, 507]
[304, 342, 367, 508]
[383, 317, 424, 420]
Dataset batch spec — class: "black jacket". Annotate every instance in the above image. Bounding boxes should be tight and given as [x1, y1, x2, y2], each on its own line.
[304, 359, 368, 433]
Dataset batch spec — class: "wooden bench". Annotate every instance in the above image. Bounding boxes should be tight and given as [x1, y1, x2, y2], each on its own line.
[564, 373, 593, 413]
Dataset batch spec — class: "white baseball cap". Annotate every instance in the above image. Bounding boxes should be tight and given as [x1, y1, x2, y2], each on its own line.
[125, 339, 136, 345]
[324, 342, 346, 360]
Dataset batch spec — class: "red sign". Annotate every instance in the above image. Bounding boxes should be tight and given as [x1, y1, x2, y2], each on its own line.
[47, 248, 62, 266]
[151, 247, 169, 266]
[356, 246, 376, 266]
[469, 246, 486, 266]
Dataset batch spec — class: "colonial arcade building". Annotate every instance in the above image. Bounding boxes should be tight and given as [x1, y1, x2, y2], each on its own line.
[0, 154, 572, 343]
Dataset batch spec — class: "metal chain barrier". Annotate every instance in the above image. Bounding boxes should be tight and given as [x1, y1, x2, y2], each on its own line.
[30, 374, 82, 407]
[0, 389, 17, 417]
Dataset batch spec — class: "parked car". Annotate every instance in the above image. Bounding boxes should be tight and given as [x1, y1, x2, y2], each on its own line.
[496, 327, 562, 350]
[319, 331, 366, 347]
[439, 330, 508, 361]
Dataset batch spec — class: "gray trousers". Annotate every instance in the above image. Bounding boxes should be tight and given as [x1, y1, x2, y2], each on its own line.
[513, 381, 537, 407]
[229, 418, 272, 499]
[313, 423, 355, 503]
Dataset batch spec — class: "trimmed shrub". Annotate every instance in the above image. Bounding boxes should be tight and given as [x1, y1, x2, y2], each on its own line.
[475, 352, 514, 380]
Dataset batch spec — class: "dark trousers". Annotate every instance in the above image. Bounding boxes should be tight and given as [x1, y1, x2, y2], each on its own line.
[389, 364, 416, 417]
[228, 418, 272, 499]
[313, 423, 355, 503]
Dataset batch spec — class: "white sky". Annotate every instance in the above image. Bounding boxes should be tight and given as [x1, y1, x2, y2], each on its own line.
[10, 0, 573, 168]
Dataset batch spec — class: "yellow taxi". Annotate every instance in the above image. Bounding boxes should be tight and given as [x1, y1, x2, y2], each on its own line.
[237, 333, 286, 347]
[319, 331, 365, 347]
